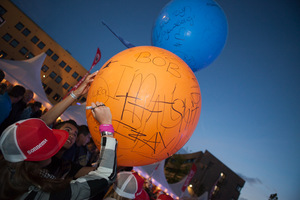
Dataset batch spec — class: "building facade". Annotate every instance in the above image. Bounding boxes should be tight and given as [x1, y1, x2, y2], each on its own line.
[165, 150, 245, 200]
[0, 0, 87, 105]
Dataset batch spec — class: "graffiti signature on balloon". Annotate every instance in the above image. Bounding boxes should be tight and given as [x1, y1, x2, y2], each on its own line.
[91, 59, 200, 155]
[154, 6, 194, 43]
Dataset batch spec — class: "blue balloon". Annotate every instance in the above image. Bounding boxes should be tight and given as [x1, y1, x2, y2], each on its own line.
[152, 0, 228, 72]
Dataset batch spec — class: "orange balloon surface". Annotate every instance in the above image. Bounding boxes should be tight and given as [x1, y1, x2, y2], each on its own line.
[86, 46, 201, 166]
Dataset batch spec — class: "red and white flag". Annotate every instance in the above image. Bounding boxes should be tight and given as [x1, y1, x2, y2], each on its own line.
[63, 48, 101, 99]
[90, 48, 101, 69]
[181, 163, 197, 192]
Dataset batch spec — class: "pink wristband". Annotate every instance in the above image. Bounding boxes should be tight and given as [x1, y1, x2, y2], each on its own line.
[99, 124, 114, 133]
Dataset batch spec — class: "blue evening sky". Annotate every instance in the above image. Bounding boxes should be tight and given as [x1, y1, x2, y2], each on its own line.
[10, 0, 300, 199]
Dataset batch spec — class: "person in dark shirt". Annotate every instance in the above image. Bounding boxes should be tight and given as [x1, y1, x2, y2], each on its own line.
[0, 85, 25, 127]
[0, 89, 33, 133]
[45, 119, 82, 179]
[62, 125, 92, 167]
[0, 102, 117, 200]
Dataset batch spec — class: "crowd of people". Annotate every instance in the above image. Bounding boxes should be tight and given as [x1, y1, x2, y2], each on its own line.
[0, 69, 174, 200]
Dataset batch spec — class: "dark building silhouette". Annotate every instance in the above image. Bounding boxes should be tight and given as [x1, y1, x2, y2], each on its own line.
[165, 150, 245, 200]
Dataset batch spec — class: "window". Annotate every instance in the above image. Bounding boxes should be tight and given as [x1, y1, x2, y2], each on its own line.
[15, 22, 24, 30]
[62, 82, 70, 90]
[26, 52, 34, 59]
[0, 6, 7, 16]
[65, 65, 72, 72]
[68, 87, 73, 92]
[55, 76, 62, 83]
[22, 28, 31, 36]
[45, 87, 52, 95]
[19, 47, 28, 55]
[42, 83, 47, 89]
[49, 71, 57, 79]
[72, 72, 79, 79]
[0, 50, 7, 59]
[51, 54, 59, 61]
[41, 65, 49, 72]
[236, 185, 242, 192]
[31, 36, 39, 44]
[59, 61, 66, 68]
[46, 49, 53, 56]
[37, 41, 45, 49]
[2, 33, 12, 42]
[52, 93, 61, 101]
[0, 16, 5, 26]
[77, 76, 82, 81]
[10, 39, 19, 48]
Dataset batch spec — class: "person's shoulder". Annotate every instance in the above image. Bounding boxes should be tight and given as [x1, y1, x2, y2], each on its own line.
[0, 93, 12, 108]
[0, 92, 9, 100]
[62, 144, 76, 160]
[80, 145, 88, 152]
[49, 156, 64, 167]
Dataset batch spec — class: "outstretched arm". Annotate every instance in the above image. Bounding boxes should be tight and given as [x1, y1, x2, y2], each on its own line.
[73, 102, 115, 179]
[70, 103, 117, 198]
[40, 71, 98, 126]
[23, 103, 117, 200]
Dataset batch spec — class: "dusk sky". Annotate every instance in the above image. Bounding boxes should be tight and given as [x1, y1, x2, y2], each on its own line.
[10, 0, 300, 199]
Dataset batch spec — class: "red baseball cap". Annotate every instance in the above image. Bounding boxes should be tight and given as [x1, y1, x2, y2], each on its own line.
[113, 171, 144, 199]
[157, 193, 174, 200]
[0, 118, 68, 162]
[135, 189, 150, 200]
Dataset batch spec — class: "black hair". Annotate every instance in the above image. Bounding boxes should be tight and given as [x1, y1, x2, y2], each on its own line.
[33, 101, 42, 108]
[78, 125, 90, 136]
[53, 119, 79, 130]
[8, 85, 26, 98]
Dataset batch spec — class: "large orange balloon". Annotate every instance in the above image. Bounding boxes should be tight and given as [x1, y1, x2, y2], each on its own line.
[86, 46, 201, 166]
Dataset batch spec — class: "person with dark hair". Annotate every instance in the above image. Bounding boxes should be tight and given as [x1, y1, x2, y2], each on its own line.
[0, 85, 25, 126]
[37, 71, 102, 180]
[0, 89, 34, 133]
[27, 71, 101, 179]
[62, 125, 92, 166]
[18, 101, 42, 120]
[44, 119, 82, 179]
[0, 69, 5, 83]
[53, 119, 79, 130]
[14, 89, 34, 119]
[31, 109, 42, 118]
[86, 138, 100, 166]
[0, 101, 117, 200]
[44, 119, 100, 181]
